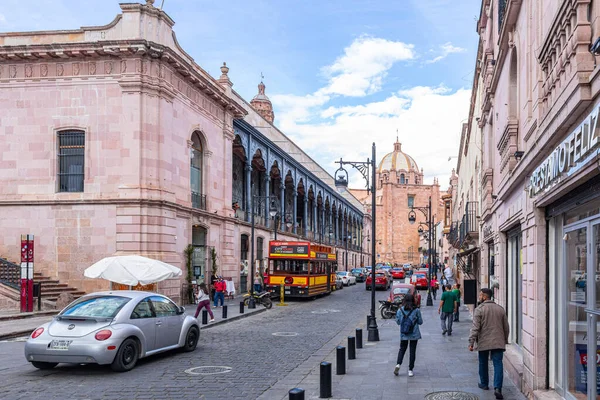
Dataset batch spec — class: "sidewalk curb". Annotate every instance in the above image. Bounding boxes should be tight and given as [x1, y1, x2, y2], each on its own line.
[0, 329, 35, 340]
[198, 307, 267, 330]
[0, 310, 58, 322]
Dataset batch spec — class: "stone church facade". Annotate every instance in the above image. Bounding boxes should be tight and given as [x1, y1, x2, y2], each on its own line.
[351, 140, 446, 266]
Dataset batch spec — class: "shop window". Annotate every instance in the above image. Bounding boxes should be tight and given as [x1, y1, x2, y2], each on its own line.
[57, 130, 85, 192]
[507, 229, 522, 346]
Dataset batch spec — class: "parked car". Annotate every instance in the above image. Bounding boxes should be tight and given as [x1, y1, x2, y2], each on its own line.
[365, 270, 391, 290]
[390, 267, 405, 279]
[334, 275, 344, 290]
[350, 268, 367, 282]
[24, 291, 200, 372]
[411, 273, 428, 290]
[388, 283, 421, 308]
[336, 271, 357, 286]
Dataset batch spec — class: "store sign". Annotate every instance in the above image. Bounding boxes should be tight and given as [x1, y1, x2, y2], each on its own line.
[529, 104, 600, 197]
[269, 241, 310, 258]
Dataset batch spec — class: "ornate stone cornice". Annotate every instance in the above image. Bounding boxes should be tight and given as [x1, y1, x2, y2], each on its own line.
[0, 39, 247, 118]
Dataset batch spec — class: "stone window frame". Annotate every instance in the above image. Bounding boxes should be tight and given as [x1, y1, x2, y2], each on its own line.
[56, 128, 87, 193]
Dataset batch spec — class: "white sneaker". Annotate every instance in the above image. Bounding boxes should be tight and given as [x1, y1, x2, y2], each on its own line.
[209, 318, 215, 322]
[393, 364, 400, 376]
[408, 370, 414, 377]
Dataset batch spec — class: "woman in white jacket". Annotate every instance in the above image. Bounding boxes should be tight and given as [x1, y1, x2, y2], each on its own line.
[194, 283, 215, 322]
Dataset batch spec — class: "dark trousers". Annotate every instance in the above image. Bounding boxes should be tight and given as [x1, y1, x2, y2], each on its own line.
[478, 349, 504, 389]
[431, 288, 438, 300]
[454, 303, 460, 321]
[441, 312, 453, 333]
[396, 340, 418, 370]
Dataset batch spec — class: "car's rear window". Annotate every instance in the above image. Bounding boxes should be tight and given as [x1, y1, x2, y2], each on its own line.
[61, 296, 130, 318]
[351, 269, 362, 273]
[393, 287, 410, 295]
[392, 268, 402, 272]
[336, 271, 346, 276]
[376, 273, 385, 277]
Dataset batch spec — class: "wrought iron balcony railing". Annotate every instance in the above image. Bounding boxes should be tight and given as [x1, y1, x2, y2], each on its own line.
[191, 192, 207, 210]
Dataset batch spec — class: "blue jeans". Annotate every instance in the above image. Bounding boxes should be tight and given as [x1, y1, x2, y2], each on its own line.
[254, 284, 262, 293]
[478, 349, 504, 389]
[213, 292, 224, 307]
[440, 312, 453, 333]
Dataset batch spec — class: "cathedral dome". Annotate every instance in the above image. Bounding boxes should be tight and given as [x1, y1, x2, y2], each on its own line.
[250, 81, 275, 123]
[378, 141, 418, 173]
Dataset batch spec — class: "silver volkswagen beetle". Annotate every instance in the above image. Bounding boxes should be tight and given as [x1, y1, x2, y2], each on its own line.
[24, 291, 200, 372]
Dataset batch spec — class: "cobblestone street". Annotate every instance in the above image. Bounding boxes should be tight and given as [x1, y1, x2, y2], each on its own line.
[0, 285, 377, 400]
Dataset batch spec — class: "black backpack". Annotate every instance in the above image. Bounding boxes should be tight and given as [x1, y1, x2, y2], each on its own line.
[400, 309, 417, 335]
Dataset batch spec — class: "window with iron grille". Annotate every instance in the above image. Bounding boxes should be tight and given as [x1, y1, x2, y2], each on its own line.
[58, 130, 85, 192]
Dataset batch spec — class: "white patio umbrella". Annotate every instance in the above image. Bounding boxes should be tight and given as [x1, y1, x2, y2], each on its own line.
[84, 255, 182, 286]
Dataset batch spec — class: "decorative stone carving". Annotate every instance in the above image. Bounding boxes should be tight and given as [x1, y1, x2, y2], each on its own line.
[40, 64, 48, 77]
[142, 60, 148, 74]
[120, 60, 127, 73]
[25, 65, 32, 78]
[89, 62, 96, 75]
[159, 64, 165, 78]
[73, 63, 80, 76]
[57, 64, 64, 76]
[136, 59, 142, 73]
[104, 62, 113, 74]
[9, 65, 16, 78]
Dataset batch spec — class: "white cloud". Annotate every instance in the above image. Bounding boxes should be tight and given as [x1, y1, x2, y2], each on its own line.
[276, 86, 470, 187]
[321, 36, 415, 97]
[424, 42, 466, 64]
[271, 36, 470, 188]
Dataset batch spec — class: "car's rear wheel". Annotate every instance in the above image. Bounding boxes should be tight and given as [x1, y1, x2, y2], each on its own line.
[111, 338, 139, 372]
[31, 361, 57, 370]
[183, 326, 199, 352]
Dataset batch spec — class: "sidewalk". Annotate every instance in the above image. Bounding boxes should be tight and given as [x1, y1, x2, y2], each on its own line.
[0, 293, 265, 340]
[259, 297, 526, 400]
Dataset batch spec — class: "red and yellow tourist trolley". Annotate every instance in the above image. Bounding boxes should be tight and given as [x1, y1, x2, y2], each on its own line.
[265, 241, 337, 298]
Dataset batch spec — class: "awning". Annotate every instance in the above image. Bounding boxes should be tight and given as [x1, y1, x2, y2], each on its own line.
[457, 246, 480, 258]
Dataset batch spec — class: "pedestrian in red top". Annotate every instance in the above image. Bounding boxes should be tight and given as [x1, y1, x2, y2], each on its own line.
[430, 277, 439, 300]
[213, 276, 226, 307]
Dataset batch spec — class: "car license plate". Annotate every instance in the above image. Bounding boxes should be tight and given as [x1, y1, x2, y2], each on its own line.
[284, 291, 291, 294]
[49, 340, 72, 351]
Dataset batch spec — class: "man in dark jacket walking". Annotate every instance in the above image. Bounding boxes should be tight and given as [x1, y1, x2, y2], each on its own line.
[468, 288, 510, 399]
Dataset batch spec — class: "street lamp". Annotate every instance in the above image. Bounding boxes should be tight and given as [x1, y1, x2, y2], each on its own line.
[408, 196, 435, 307]
[334, 142, 379, 342]
[250, 194, 278, 309]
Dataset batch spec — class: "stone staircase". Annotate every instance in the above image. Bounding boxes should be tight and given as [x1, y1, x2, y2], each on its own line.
[0, 258, 85, 309]
[33, 272, 86, 304]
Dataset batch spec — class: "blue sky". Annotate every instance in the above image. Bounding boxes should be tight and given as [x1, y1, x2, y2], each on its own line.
[0, 0, 481, 186]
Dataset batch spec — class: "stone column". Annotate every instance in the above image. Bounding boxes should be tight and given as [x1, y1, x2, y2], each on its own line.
[264, 174, 270, 226]
[245, 162, 251, 223]
[303, 197, 308, 235]
[313, 202, 318, 238]
[292, 189, 298, 234]
[280, 181, 285, 231]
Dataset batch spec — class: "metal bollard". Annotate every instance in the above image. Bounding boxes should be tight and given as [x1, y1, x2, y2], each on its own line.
[201, 309, 208, 325]
[348, 336, 356, 360]
[336, 346, 346, 375]
[222, 305, 228, 319]
[319, 362, 332, 398]
[355, 328, 363, 349]
[239, 301, 245, 314]
[288, 388, 305, 400]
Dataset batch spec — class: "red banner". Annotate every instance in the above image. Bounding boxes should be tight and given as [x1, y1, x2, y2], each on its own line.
[20, 235, 34, 312]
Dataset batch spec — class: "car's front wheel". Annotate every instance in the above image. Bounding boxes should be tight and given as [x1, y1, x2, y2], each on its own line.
[111, 338, 139, 372]
[31, 361, 57, 370]
[183, 326, 199, 352]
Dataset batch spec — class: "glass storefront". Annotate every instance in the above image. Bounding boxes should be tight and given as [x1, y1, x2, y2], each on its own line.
[561, 201, 600, 399]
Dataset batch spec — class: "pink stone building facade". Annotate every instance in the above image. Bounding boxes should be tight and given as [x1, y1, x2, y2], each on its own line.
[0, 2, 370, 306]
[450, 1, 600, 398]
